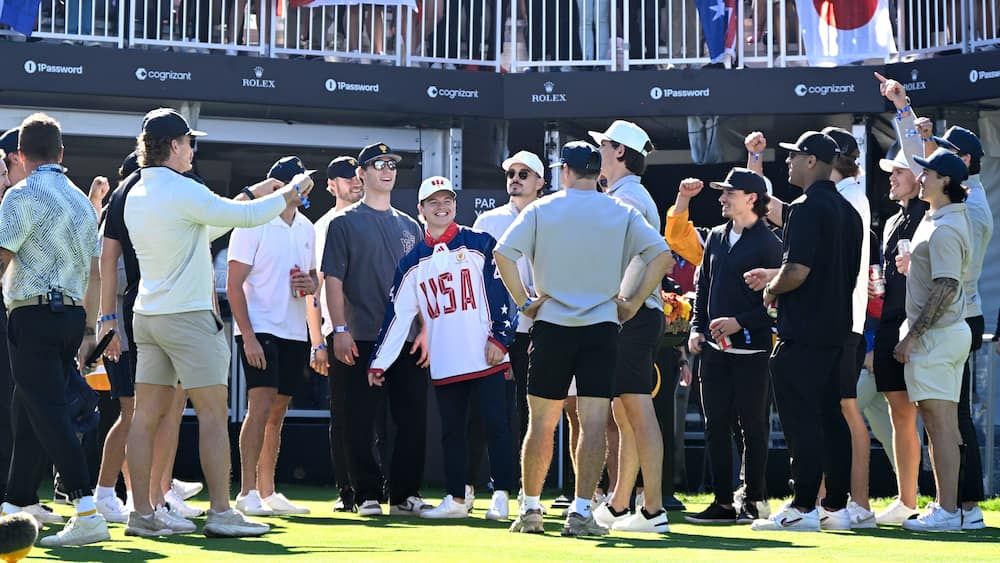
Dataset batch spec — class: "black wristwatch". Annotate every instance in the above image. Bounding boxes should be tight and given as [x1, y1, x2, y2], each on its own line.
[241, 186, 256, 200]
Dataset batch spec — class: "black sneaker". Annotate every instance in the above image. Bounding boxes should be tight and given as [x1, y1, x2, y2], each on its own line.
[736, 502, 759, 524]
[684, 502, 737, 524]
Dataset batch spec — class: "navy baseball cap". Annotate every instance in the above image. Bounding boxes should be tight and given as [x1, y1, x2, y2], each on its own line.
[779, 131, 840, 164]
[821, 126, 859, 158]
[268, 156, 316, 184]
[549, 141, 601, 173]
[0, 128, 17, 155]
[358, 142, 402, 166]
[327, 156, 359, 180]
[932, 126, 983, 159]
[710, 167, 768, 195]
[141, 108, 206, 140]
[119, 152, 140, 178]
[912, 148, 969, 183]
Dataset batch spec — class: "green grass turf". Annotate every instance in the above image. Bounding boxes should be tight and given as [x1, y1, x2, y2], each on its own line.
[24, 487, 1000, 562]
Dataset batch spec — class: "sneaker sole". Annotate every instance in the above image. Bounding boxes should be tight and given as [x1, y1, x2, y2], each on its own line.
[358, 509, 383, 516]
[204, 526, 269, 538]
[125, 527, 175, 537]
[850, 520, 878, 529]
[485, 512, 508, 521]
[612, 525, 670, 533]
[271, 509, 311, 516]
[388, 508, 426, 516]
[39, 531, 110, 547]
[684, 516, 737, 524]
[560, 528, 609, 537]
[419, 513, 468, 519]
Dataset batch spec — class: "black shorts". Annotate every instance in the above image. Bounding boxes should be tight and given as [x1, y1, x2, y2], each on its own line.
[527, 321, 618, 400]
[107, 350, 135, 399]
[838, 332, 865, 399]
[614, 306, 664, 396]
[873, 318, 906, 393]
[236, 333, 309, 396]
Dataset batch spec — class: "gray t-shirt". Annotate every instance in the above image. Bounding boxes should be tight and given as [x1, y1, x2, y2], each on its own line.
[607, 175, 664, 311]
[963, 175, 993, 318]
[905, 203, 971, 329]
[496, 188, 667, 327]
[321, 202, 422, 342]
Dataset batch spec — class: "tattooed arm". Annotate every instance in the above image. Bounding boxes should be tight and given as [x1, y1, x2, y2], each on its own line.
[893, 277, 960, 363]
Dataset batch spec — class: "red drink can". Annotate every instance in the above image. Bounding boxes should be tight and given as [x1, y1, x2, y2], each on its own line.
[719, 334, 732, 350]
[290, 266, 307, 298]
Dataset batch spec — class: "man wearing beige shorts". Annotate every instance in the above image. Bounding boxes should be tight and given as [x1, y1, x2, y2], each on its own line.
[123, 108, 314, 538]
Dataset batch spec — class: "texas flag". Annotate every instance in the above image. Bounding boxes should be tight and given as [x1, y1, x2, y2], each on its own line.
[796, 0, 896, 66]
[696, 0, 738, 63]
[0, 0, 41, 36]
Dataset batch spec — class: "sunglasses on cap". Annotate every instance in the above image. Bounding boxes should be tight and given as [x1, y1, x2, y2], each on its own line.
[506, 169, 533, 180]
[368, 159, 397, 171]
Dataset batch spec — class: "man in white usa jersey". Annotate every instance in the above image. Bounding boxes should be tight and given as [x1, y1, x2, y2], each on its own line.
[368, 176, 516, 521]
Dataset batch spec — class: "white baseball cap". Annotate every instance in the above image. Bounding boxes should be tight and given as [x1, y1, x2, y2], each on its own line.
[418, 175, 456, 202]
[502, 150, 545, 178]
[588, 120, 653, 156]
[879, 151, 912, 173]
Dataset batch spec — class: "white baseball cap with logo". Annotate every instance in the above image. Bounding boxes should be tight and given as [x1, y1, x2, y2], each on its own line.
[588, 120, 654, 156]
[418, 175, 456, 202]
[501, 150, 545, 178]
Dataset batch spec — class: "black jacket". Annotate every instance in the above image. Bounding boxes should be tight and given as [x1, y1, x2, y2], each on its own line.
[692, 218, 782, 351]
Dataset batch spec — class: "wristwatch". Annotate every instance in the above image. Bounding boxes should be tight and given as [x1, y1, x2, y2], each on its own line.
[333, 325, 349, 334]
[241, 186, 256, 200]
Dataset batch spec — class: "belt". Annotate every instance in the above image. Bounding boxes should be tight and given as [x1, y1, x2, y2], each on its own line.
[8, 294, 80, 313]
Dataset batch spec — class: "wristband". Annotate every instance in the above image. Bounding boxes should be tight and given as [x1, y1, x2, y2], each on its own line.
[98, 313, 117, 324]
[750, 152, 761, 161]
[894, 105, 912, 121]
[293, 183, 311, 209]
[241, 186, 256, 200]
[312, 343, 327, 352]
[517, 298, 534, 313]
[333, 325, 349, 334]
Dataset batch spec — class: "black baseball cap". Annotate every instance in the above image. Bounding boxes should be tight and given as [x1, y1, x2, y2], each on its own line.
[327, 156, 359, 180]
[119, 152, 140, 179]
[141, 108, 206, 140]
[268, 156, 316, 184]
[710, 167, 768, 195]
[0, 128, 17, 155]
[912, 148, 969, 183]
[779, 131, 840, 164]
[358, 143, 402, 166]
[821, 126, 859, 158]
[549, 141, 601, 174]
[932, 126, 983, 159]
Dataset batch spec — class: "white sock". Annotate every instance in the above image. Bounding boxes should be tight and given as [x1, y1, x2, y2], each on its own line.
[74, 495, 98, 517]
[522, 495, 541, 513]
[572, 497, 592, 518]
[95, 486, 116, 501]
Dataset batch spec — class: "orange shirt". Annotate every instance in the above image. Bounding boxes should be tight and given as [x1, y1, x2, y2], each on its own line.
[664, 206, 705, 266]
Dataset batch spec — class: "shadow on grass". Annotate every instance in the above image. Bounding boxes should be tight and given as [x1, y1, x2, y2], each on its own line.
[847, 525, 1000, 542]
[571, 531, 802, 550]
[31, 544, 169, 561]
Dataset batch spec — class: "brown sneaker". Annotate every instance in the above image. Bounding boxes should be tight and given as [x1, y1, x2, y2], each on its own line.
[509, 508, 544, 533]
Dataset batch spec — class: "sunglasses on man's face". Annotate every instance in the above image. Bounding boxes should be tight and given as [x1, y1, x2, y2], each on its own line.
[506, 169, 532, 180]
[188, 136, 197, 150]
[368, 160, 397, 171]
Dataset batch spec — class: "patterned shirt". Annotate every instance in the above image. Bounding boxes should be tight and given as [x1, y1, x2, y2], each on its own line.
[0, 164, 100, 308]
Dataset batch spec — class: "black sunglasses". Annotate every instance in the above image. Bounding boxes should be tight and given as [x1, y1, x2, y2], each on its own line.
[506, 169, 532, 180]
[368, 160, 397, 171]
[189, 136, 198, 150]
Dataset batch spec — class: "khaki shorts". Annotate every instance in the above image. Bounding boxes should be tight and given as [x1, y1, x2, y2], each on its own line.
[902, 321, 971, 404]
[133, 310, 231, 390]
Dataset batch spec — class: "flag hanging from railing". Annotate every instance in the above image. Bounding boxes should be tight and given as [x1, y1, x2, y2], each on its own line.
[695, 0, 738, 63]
[796, 0, 896, 66]
[0, 0, 41, 36]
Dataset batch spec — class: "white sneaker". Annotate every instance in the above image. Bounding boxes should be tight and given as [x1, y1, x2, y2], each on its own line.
[592, 492, 608, 506]
[390, 496, 432, 516]
[125, 511, 173, 537]
[358, 500, 383, 516]
[612, 508, 670, 533]
[902, 504, 962, 532]
[751, 505, 821, 532]
[875, 498, 920, 525]
[165, 489, 204, 518]
[847, 501, 877, 529]
[155, 505, 197, 533]
[485, 491, 509, 521]
[819, 506, 851, 530]
[171, 479, 203, 500]
[235, 490, 274, 517]
[204, 509, 270, 538]
[962, 505, 985, 530]
[419, 495, 468, 519]
[95, 495, 129, 524]
[593, 502, 630, 529]
[464, 485, 475, 513]
[264, 492, 310, 515]
[22, 503, 65, 525]
[38, 514, 109, 546]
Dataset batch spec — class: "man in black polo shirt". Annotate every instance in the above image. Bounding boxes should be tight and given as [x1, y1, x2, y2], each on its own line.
[746, 131, 862, 532]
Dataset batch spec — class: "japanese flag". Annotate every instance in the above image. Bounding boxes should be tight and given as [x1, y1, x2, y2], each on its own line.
[796, 0, 896, 66]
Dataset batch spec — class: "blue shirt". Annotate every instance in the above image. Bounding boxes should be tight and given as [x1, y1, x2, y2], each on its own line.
[0, 164, 100, 308]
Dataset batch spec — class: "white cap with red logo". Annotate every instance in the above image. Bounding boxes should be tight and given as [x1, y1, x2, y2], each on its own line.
[418, 176, 456, 202]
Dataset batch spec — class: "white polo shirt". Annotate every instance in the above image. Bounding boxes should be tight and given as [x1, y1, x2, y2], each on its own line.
[228, 212, 316, 342]
[836, 173, 871, 335]
[473, 201, 535, 333]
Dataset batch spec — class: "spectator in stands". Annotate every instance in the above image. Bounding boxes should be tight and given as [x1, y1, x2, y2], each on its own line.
[682, 170, 780, 526]
[230, 157, 317, 517]
[897, 148, 972, 532]
[531, 0, 583, 66]
[322, 143, 430, 518]
[307, 156, 364, 512]
[0, 113, 106, 546]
